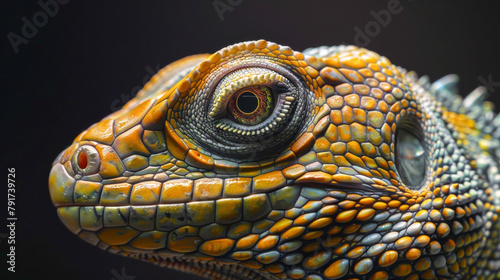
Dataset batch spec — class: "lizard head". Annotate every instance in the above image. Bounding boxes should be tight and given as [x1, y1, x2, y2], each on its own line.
[49, 40, 500, 279]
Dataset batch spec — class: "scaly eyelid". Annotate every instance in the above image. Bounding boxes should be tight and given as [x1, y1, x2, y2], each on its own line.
[209, 68, 286, 119]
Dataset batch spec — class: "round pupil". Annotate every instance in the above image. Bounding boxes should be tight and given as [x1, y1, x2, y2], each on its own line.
[237, 92, 259, 114]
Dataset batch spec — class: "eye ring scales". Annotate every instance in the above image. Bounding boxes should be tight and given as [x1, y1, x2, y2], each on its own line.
[71, 145, 100, 175]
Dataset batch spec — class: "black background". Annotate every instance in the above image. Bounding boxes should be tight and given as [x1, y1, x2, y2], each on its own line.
[2, 1, 500, 279]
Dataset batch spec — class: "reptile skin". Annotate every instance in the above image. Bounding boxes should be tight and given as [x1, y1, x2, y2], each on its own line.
[49, 40, 500, 280]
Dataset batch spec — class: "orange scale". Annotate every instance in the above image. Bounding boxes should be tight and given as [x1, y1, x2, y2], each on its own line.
[257, 235, 279, 250]
[281, 226, 306, 240]
[235, 234, 259, 250]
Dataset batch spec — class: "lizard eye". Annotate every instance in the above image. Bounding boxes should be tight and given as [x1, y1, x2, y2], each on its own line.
[177, 64, 312, 159]
[395, 122, 426, 188]
[227, 86, 274, 125]
[209, 67, 296, 136]
[71, 145, 100, 175]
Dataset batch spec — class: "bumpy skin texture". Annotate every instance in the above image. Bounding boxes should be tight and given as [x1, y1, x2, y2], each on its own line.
[49, 40, 500, 280]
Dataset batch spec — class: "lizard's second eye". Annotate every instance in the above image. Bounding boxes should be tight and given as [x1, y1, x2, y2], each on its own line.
[227, 86, 274, 125]
[395, 122, 427, 189]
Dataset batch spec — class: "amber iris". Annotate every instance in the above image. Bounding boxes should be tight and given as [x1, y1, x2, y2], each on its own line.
[227, 86, 274, 125]
[77, 150, 88, 169]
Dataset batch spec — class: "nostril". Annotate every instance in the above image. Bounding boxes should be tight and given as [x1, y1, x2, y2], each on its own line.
[72, 145, 100, 175]
[78, 150, 88, 169]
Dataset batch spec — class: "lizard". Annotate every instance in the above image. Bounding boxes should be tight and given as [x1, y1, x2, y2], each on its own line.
[49, 40, 500, 280]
